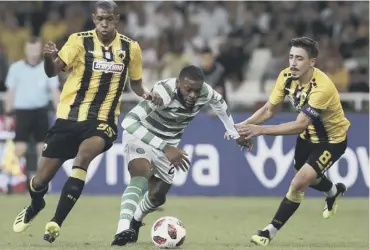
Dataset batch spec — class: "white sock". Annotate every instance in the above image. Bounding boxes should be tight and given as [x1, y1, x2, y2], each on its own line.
[133, 191, 158, 222]
[325, 183, 337, 197]
[263, 224, 278, 239]
[116, 219, 131, 234]
[133, 206, 144, 222]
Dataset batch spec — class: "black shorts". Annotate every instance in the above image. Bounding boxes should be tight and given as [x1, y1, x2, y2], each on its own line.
[42, 119, 117, 160]
[14, 108, 49, 143]
[294, 136, 347, 177]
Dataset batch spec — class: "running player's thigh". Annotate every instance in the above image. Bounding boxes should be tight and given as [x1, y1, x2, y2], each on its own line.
[152, 151, 175, 185]
[123, 132, 153, 178]
[306, 140, 347, 177]
[148, 175, 172, 198]
[34, 157, 65, 184]
[294, 136, 314, 171]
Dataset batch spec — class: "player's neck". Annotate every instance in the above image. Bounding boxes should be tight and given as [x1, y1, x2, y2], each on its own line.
[297, 67, 314, 87]
[96, 30, 117, 47]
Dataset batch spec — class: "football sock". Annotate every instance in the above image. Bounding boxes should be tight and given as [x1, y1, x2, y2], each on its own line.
[51, 167, 87, 226]
[116, 177, 147, 234]
[134, 191, 159, 222]
[270, 187, 304, 230]
[28, 177, 48, 209]
[309, 176, 334, 194]
[324, 183, 337, 197]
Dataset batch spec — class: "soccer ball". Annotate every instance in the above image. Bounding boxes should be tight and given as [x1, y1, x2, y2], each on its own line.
[151, 216, 186, 248]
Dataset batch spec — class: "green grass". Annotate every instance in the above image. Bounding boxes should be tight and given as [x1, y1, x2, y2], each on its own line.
[0, 195, 368, 250]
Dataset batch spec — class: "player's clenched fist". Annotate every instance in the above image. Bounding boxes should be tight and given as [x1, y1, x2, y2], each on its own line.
[44, 41, 58, 57]
[163, 145, 190, 172]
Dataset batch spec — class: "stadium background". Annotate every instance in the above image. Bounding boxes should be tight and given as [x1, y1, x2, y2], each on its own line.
[0, 1, 368, 197]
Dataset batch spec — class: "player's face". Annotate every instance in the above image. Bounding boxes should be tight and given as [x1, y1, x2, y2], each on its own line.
[178, 79, 203, 109]
[92, 8, 119, 38]
[289, 46, 316, 80]
[25, 41, 42, 62]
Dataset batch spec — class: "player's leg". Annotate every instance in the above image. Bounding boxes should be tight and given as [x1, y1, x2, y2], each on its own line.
[131, 175, 172, 240]
[293, 137, 342, 215]
[251, 163, 316, 246]
[44, 136, 107, 243]
[251, 140, 347, 246]
[13, 119, 71, 233]
[112, 136, 152, 246]
[13, 157, 64, 233]
[318, 140, 348, 219]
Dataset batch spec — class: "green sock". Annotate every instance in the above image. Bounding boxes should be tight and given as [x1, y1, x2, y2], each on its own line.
[116, 177, 147, 234]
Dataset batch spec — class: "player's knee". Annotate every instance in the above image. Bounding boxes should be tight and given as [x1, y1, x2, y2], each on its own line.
[128, 159, 151, 178]
[74, 151, 95, 169]
[292, 164, 317, 191]
[148, 190, 166, 207]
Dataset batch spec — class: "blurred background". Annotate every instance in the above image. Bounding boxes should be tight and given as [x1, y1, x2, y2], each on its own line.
[0, 1, 368, 196]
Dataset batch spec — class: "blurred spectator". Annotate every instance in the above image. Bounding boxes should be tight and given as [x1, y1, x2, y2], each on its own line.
[325, 57, 350, 93]
[3, 37, 60, 186]
[40, 9, 67, 43]
[199, 46, 227, 103]
[0, 13, 30, 63]
[0, 44, 8, 92]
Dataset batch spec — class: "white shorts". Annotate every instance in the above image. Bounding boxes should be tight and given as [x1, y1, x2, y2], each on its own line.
[122, 131, 175, 184]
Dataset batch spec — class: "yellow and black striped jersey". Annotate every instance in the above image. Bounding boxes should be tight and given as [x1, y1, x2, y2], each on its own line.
[269, 67, 350, 144]
[57, 29, 142, 125]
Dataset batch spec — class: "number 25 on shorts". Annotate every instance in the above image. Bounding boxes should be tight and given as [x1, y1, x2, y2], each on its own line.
[318, 150, 332, 173]
[97, 123, 115, 138]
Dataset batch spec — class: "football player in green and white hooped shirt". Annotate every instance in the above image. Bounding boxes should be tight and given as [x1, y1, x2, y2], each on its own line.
[111, 65, 251, 246]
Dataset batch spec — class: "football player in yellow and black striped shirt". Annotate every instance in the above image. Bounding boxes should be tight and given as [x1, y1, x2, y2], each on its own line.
[236, 37, 350, 246]
[12, 0, 161, 243]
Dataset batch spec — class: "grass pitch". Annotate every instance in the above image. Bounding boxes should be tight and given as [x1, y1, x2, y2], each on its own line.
[0, 195, 368, 250]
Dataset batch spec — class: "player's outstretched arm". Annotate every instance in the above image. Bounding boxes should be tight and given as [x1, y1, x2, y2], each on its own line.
[206, 87, 239, 139]
[239, 101, 279, 126]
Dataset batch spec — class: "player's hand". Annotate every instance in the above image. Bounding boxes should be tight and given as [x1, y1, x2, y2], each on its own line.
[143, 91, 163, 106]
[163, 145, 190, 172]
[44, 41, 58, 58]
[236, 136, 253, 151]
[224, 123, 243, 140]
[237, 124, 263, 140]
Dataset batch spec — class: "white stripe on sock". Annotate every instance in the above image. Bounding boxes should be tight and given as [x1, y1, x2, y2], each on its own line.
[121, 199, 138, 207]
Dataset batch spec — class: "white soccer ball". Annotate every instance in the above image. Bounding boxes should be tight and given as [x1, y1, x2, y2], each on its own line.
[151, 216, 186, 248]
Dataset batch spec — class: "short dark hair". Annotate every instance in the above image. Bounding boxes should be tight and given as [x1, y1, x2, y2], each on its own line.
[179, 65, 205, 83]
[95, 0, 117, 13]
[289, 37, 319, 58]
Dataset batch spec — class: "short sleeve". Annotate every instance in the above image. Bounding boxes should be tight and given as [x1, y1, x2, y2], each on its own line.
[308, 89, 332, 110]
[128, 41, 143, 81]
[5, 63, 17, 89]
[268, 71, 286, 105]
[58, 34, 81, 71]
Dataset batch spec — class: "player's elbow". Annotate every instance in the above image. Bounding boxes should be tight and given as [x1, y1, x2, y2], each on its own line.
[295, 121, 309, 133]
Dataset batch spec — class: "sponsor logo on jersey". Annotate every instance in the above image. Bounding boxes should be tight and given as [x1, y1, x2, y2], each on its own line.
[93, 60, 125, 74]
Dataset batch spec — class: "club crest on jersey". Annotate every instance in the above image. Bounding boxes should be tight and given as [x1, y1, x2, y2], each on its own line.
[116, 50, 126, 61]
[92, 60, 124, 74]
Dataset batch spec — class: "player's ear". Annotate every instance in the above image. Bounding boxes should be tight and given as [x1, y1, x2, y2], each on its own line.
[310, 58, 316, 67]
[92, 14, 97, 24]
[115, 14, 120, 23]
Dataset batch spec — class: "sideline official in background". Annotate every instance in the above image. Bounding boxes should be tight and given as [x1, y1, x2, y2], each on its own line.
[4, 37, 60, 182]
[200, 46, 227, 103]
